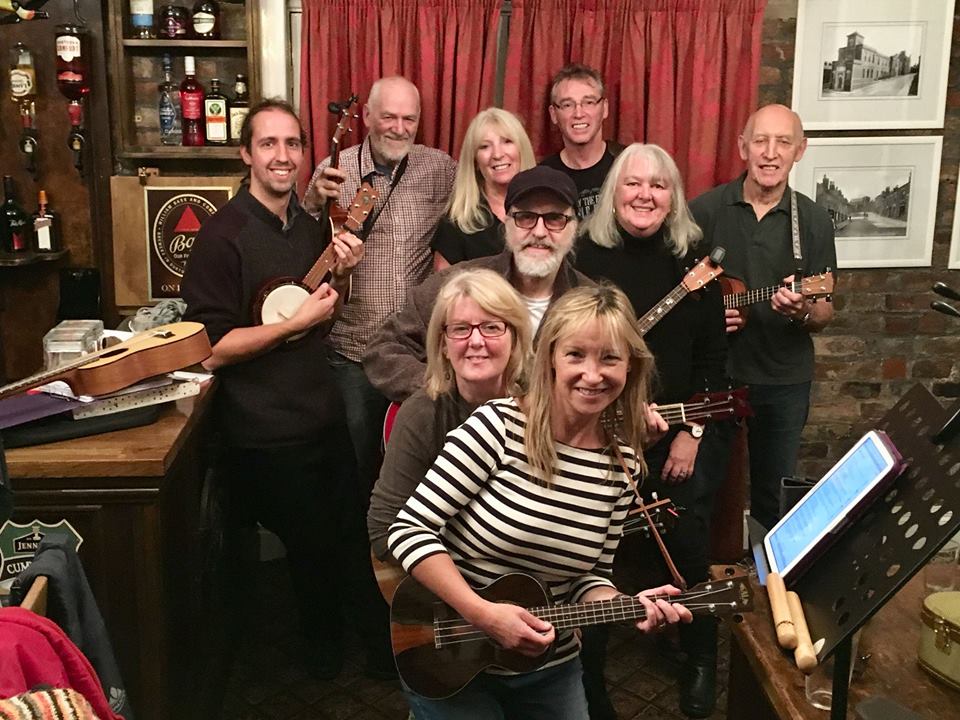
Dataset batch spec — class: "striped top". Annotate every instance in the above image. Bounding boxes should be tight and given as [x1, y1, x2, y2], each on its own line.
[388, 397, 640, 672]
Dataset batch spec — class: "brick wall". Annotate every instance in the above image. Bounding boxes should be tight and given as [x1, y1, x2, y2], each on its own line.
[760, 1, 960, 479]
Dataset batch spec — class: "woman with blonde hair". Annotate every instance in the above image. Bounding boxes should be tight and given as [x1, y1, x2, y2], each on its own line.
[432, 108, 536, 270]
[388, 284, 686, 720]
[575, 143, 729, 718]
[368, 268, 532, 560]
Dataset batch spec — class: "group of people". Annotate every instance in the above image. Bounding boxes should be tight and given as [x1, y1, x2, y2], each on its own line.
[181, 62, 837, 720]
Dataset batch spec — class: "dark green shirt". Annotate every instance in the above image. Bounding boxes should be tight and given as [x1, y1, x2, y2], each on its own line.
[689, 175, 836, 385]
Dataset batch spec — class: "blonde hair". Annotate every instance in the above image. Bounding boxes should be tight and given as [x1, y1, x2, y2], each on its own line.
[447, 108, 536, 234]
[424, 269, 532, 400]
[582, 143, 702, 256]
[521, 285, 655, 485]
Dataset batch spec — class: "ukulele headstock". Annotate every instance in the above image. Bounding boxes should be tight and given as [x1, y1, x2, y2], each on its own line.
[799, 270, 835, 303]
[686, 575, 754, 616]
[343, 184, 380, 235]
[683, 387, 753, 420]
[682, 251, 725, 293]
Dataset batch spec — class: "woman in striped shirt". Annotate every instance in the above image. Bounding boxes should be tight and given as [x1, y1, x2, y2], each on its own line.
[388, 285, 692, 720]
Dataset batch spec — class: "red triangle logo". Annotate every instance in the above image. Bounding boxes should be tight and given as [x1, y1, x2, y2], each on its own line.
[174, 205, 203, 233]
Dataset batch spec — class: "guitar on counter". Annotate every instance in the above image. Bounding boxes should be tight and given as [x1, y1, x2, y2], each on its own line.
[0, 322, 211, 401]
[254, 95, 378, 336]
[720, 272, 834, 326]
[391, 572, 753, 699]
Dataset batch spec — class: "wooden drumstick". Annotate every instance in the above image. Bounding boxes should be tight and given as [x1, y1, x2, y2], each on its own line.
[766, 573, 797, 649]
[787, 591, 818, 674]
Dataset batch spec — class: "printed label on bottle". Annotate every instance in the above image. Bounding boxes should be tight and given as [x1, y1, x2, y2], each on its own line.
[9, 69, 34, 97]
[206, 97, 227, 141]
[130, 0, 153, 14]
[11, 230, 26, 252]
[182, 91, 203, 119]
[159, 98, 177, 134]
[56, 36, 81, 62]
[36, 223, 51, 251]
[230, 108, 249, 140]
[193, 11, 215, 34]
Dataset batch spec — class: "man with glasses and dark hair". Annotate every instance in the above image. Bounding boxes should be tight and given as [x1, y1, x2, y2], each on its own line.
[540, 63, 625, 218]
[362, 166, 594, 402]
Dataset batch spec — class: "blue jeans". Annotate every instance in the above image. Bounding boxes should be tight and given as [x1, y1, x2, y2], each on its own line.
[744, 381, 811, 531]
[327, 350, 390, 500]
[404, 658, 590, 720]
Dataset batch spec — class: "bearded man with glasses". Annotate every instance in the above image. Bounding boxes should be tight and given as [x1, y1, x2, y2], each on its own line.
[363, 166, 594, 403]
[540, 64, 626, 219]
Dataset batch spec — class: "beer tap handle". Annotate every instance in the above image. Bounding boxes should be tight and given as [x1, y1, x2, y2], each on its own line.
[20, 132, 38, 178]
[68, 130, 85, 175]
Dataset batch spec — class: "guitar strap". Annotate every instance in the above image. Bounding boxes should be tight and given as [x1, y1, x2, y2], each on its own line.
[610, 441, 688, 591]
[790, 189, 803, 264]
[359, 145, 409, 237]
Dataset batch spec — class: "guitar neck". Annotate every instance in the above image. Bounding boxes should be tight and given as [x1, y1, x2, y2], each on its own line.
[637, 284, 688, 336]
[303, 185, 375, 290]
[724, 281, 797, 309]
[0, 346, 112, 399]
[655, 400, 732, 425]
[524, 582, 743, 631]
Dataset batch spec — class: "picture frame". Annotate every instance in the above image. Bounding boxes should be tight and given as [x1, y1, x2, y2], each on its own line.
[792, 0, 955, 130]
[790, 137, 942, 269]
[949, 170, 960, 270]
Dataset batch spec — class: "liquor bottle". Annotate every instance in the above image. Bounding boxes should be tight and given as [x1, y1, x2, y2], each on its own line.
[158, 4, 188, 39]
[158, 53, 181, 145]
[203, 77, 228, 145]
[191, 0, 220, 39]
[55, 25, 90, 102]
[229, 73, 249, 145]
[129, 0, 154, 38]
[32, 190, 61, 253]
[9, 42, 36, 107]
[180, 55, 205, 146]
[2, 175, 30, 254]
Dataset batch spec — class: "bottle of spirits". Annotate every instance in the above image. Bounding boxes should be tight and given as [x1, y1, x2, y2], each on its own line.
[32, 190, 60, 253]
[129, 0, 154, 38]
[9, 42, 36, 107]
[158, 53, 181, 145]
[191, 0, 220, 39]
[157, 4, 188, 39]
[55, 24, 90, 102]
[229, 73, 249, 145]
[2, 175, 30, 254]
[180, 55, 205, 146]
[204, 77, 228, 145]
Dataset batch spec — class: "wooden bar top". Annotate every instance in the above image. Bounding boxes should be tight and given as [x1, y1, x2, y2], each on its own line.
[730, 571, 959, 718]
[6, 381, 214, 480]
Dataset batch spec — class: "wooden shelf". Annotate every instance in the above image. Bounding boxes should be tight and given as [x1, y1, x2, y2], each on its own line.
[0, 249, 69, 267]
[119, 146, 242, 160]
[121, 39, 248, 49]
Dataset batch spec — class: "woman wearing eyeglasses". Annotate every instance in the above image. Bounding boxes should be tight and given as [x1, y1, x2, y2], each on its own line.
[368, 268, 532, 562]
[431, 108, 536, 271]
[574, 143, 729, 719]
[388, 285, 687, 720]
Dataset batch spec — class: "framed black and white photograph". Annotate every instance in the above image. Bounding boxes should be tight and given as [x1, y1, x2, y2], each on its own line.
[949, 171, 960, 270]
[790, 137, 942, 268]
[792, 0, 955, 129]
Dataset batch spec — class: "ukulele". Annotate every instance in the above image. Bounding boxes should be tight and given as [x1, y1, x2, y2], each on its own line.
[0, 322, 211, 400]
[253, 95, 378, 336]
[656, 387, 752, 426]
[637, 247, 725, 337]
[720, 272, 834, 326]
[391, 572, 753, 699]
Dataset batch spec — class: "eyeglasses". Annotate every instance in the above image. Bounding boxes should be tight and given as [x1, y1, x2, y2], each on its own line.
[508, 211, 575, 232]
[443, 321, 509, 340]
[552, 97, 604, 112]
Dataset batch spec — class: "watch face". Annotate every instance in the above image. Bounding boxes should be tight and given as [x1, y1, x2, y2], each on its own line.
[688, 424, 704, 438]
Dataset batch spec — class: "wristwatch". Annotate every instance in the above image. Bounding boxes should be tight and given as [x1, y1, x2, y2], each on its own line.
[683, 422, 704, 439]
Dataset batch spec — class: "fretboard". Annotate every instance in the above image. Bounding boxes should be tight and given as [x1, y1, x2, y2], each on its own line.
[724, 281, 798, 309]
[637, 285, 688, 336]
[656, 400, 734, 425]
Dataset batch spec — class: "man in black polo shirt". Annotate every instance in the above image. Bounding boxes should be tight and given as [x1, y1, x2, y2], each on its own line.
[181, 99, 392, 680]
[539, 63, 624, 218]
[690, 104, 837, 535]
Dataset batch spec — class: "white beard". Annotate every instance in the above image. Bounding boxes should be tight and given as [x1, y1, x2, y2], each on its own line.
[513, 249, 563, 278]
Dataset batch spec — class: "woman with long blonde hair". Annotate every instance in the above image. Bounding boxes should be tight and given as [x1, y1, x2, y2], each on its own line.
[388, 285, 687, 719]
[431, 108, 536, 270]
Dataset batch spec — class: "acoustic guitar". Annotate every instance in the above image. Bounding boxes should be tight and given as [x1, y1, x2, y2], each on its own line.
[253, 95, 378, 335]
[0, 322, 211, 400]
[720, 272, 834, 326]
[391, 572, 753, 699]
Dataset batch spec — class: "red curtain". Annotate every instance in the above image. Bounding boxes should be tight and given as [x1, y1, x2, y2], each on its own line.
[503, 0, 767, 198]
[299, 0, 502, 176]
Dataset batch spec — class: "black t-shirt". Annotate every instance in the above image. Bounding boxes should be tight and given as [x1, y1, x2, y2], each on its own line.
[573, 225, 727, 404]
[430, 212, 504, 265]
[539, 140, 624, 218]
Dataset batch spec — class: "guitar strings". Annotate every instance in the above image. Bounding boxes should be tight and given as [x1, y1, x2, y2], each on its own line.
[656, 398, 743, 424]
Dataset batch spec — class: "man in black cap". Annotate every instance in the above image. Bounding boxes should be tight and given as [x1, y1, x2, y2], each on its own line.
[363, 165, 593, 402]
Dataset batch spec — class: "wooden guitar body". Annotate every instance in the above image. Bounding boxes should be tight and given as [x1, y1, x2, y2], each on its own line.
[391, 573, 555, 699]
[719, 276, 750, 325]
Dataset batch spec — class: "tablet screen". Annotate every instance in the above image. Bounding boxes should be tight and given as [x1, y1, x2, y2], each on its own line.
[768, 436, 890, 577]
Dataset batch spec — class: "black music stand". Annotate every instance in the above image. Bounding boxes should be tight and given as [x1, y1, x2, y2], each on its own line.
[788, 383, 960, 720]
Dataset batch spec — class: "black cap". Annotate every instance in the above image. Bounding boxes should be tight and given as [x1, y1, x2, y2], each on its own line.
[504, 166, 579, 212]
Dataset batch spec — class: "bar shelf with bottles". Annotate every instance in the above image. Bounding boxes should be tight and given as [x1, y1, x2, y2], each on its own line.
[106, 0, 260, 160]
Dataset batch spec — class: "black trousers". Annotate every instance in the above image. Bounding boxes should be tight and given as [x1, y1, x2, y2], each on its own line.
[222, 424, 390, 661]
